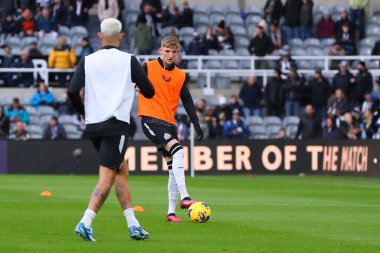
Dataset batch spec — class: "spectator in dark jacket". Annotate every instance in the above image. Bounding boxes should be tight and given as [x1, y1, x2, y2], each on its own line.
[266, 69, 285, 116]
[186, 33, 207, 55]
[28, 41, 43, 59]
[248, 25, 274, 56]
[137, 3, 160, 48]
[284, 0, 302, 41]
[307, 69, 331, 120]
[52, 0, 68, 26]
[78, 37, 94, 60]
[277, 51, 297, 74]
[229, 95, 244, 117]
[202, 26, 220, 51]
[327, 89, 350, 116]
[336, 22, 356, 55]
[263, 0, 284, 25]
[180, 1, 193, 28]
[161, 0, 181, 28]
[358, 109, 378, 139]
[68, 0, 93, 26]
[332, 61, 355, 98]
[334, 10, 356, 38]
[284, 68, 303, 116]
[299, 0, 313, 40]
[1, 13, 20, 38]
[353, 61, 373, 107]
[43, 116, 67, 140]
[0, 106, 10, 139]
[215, 20, 235, 50]
[372, 40, 380, 55]
[296, 104, 322, 138]
[316, 12, 335, 39]
[322, 115, 342, 139]
[37, 7, 58, 39]
[0, 46, 14, 86]
[239, 76, 263, 118]
[11, 50, 35, 87]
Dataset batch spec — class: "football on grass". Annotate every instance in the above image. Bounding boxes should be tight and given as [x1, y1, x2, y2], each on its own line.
[188, 202, 211, 223]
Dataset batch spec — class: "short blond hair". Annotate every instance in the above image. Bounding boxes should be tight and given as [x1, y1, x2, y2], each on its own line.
[100, 18, 122, 39]
[161, 36, 180, 50]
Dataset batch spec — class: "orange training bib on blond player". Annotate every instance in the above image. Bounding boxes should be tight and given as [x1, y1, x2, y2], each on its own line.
[138, 60, 186, 124]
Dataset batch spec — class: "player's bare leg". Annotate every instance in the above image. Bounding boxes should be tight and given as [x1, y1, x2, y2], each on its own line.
[75, 166, 116, 241]
[164, 140, 196, 209]
[115, 160, 149, 240]
[164, 156, 182, 222]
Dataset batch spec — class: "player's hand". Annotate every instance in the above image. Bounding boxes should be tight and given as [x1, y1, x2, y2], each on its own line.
[194, 125, 204, 141]
[135, 85, 141, 93]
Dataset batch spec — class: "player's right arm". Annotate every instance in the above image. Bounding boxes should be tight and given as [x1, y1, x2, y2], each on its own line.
[131, 56, 154, 98]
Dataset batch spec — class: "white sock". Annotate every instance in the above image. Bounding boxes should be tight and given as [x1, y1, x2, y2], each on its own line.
[80, 209, 96, 228]
[171, 148, 190, 200]
[168, 170, 179, 214]
[123, 208, 140, 228]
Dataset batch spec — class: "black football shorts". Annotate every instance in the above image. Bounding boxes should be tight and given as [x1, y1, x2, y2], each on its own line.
[141, 116, 178, 156]
[91, 134, 128, 171]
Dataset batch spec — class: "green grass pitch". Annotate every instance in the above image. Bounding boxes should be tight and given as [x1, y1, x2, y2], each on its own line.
[0, 174, 379, 253]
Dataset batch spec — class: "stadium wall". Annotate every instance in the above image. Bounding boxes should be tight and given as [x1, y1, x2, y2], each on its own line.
[1, 140, 379, 177]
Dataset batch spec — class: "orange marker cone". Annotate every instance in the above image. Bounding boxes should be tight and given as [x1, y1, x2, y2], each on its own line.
[40, 190, 53, 197]
[133, 206, 145, 212]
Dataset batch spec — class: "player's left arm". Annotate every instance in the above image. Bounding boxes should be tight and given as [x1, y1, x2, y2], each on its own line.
[67, 58, 85, 116]
[180, 83, 204, 141]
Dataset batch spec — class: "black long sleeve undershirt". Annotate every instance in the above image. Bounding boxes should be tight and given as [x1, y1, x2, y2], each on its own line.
[68, 55, 155, 116]
[142, 61, 200, 127]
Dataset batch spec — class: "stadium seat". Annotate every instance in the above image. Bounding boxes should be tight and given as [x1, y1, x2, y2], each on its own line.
[313, 5, 330, 16]
[58, 115, 77, 125]
[331, 13, 341, 22]
[205, 60, 222, 69]
[367, 16, 380, 26]
[209, 5, 225, 16]
[283, 116, 300, 128]
[263, 116, 282, 128]
[304, 38, 321, 48]
[289, 38, 304, 48]
[226, 5, 241, 15]
[67, 132, 82, 139]
[219, 49, 235, 56]
[30, 133, 43, 139]
[250, 125, 268, 139]
[39, 37, 58, 48]
[226, 15, 244, 26]
[267, 125, 282, 137]
[331, 6, 347, 15]
[28, 116, 40, 125]
[26, 124, 43, 135]
[69, 26, 88, 38]
[21, 36, 38, 49]
[313, 13, 323, 25]
[208, 49, 218, 55]
[366, 25, 380, 37]
[38, 106, 55, 117]
[58, 26, 70, 37]
[196, 25, 207, 35]
[360, 37, 377, 48]
[245, 5, 262, 17]
[291, 47, 306, 56]
[179, 27, 195, 37]
[181, 35, 193, 46]
[310, 60, 325, 69]
[5, 36, 21, 48]
[235, 37, 250, 48]
[306, 47, 324, 56]
[245, 15, 262, 26]
[25, 105, 38, 116]
[11, 47, 22, 55]
[359, 46, 372, 56]
[63, 124, 79, 134]
[230, 25, 246, 36]
[40, 46, 52, 56]
[193, 5, 208, 15]
[321, 38, 336, 48]
[39, 115, 53, 126]
[246, 116, 264, 126]
[286, 125, 299, 139]
[210, 14, 225, 26]
[368, 60, 380, 69]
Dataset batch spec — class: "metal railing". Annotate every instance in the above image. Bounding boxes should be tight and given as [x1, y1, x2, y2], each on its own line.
[0, 55, 379, 95]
